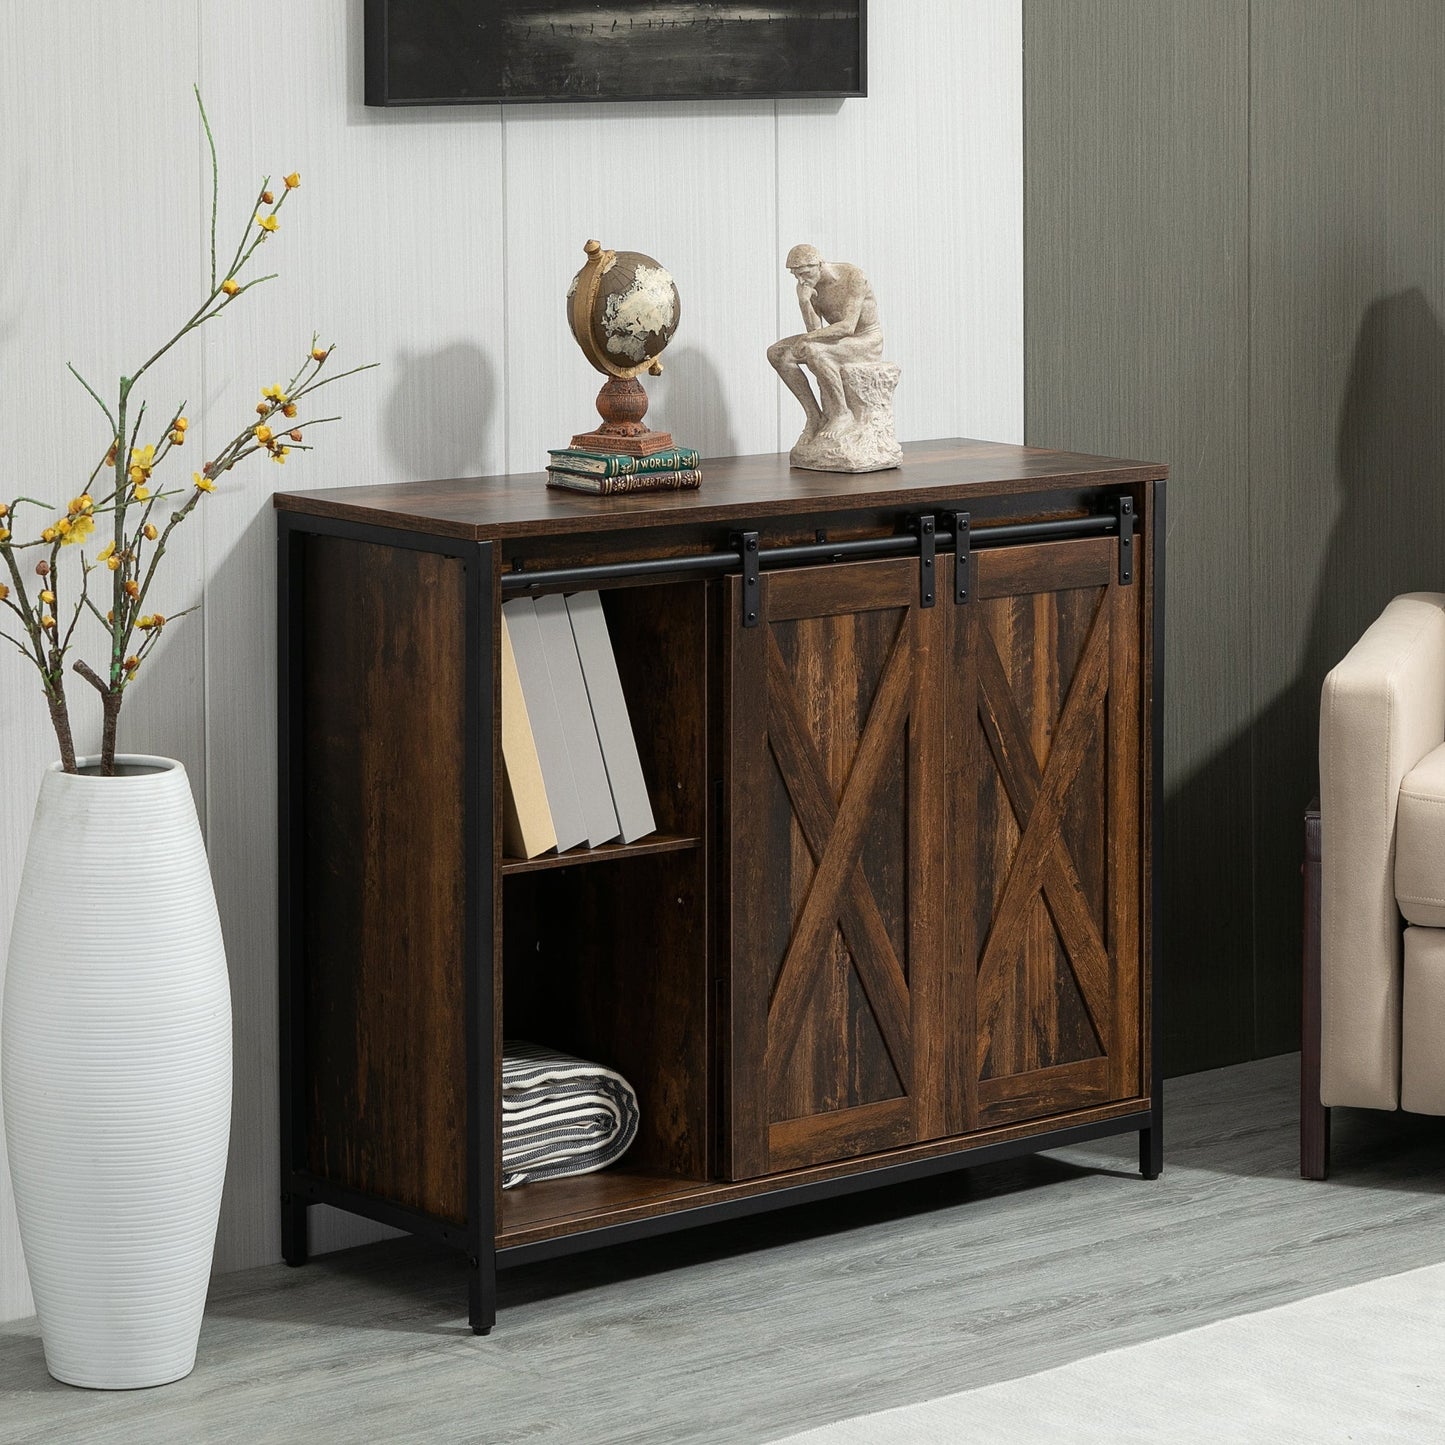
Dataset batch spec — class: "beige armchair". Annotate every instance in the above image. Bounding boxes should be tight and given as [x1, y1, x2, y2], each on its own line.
[1302, 592, 1445, 1177]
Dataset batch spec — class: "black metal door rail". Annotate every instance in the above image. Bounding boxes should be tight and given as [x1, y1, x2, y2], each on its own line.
[500, 500, 1133, 622]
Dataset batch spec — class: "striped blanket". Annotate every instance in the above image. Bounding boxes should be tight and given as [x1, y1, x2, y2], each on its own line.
[501, 1041, 641, 1189]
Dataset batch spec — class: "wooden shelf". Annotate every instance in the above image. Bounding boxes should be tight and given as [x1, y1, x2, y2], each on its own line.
[498, 1169, 706, 1245]
[500, 833, 701, 876]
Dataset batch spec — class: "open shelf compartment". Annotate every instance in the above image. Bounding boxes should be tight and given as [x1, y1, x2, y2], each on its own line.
[497, 577, 714, 1240]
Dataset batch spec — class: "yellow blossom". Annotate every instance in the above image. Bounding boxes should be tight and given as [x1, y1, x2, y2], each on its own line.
[129, 445, 155, 486]
[39, 590, 54, 604]
[143, 523, 158, 541]
[262, 384, 289, 404]
[256, 213, 278, 234]
[284, 172, 300, 189]
[61, 514, 94, 546]
[68, 494, 93, 516]
[311, 347, 329, 362]
[97, 540, 115, 562]
[270, 446, 289, 464]
[0, 582, 8, 601]
[41, 614, 55, 630]
[254, 425, 273, 444]
[137, 614, 156, 630]
[0, 528, 9, 545]
[133, 484, 151, 501]
[107, 557, 120, 571]
[0, 502, 7, 517]
[41, 527, 56, 543]
[124, 579, 140, 599]
[194, 474, 216, 493]
[221, 279, 240, 297]
[174, 417, 188, 433]
[54, 518, 71, 537]
[170, 430, 185, 446]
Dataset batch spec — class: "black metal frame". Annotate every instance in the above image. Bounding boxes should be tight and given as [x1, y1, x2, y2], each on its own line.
[1140, 480, 1166, 1179]
[364, 0, 869, 107]
[276, 510, 498, 1333]
[277, 485, 1163, 1332]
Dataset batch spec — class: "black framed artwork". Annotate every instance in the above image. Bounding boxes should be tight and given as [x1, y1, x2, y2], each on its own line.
[365, 1, 867, 106]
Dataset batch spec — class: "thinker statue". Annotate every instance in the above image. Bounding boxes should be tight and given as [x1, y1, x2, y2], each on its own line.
[767, 243, 902, 473]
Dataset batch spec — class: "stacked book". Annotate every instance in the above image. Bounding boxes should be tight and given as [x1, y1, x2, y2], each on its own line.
[545, 445, 702, 495]
[500, 590, 657, 861]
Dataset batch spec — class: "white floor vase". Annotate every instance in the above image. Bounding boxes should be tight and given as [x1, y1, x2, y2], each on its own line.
[2, 756, 232, 1389]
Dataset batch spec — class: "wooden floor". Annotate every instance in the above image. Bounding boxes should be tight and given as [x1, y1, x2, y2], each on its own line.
[5, 1053, 1445, 1444]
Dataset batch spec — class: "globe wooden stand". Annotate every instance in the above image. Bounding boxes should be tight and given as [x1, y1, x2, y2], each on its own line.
[571, 376, 674, 458]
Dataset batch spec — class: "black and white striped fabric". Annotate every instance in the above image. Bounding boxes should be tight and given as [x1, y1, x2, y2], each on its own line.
[501, 1041, 640, 1189]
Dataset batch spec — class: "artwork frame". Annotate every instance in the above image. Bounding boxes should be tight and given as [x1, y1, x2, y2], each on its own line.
[364, 1, 868, 107]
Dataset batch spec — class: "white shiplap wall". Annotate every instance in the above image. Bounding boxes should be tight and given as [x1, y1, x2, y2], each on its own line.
[0, 0, 1022, 1321]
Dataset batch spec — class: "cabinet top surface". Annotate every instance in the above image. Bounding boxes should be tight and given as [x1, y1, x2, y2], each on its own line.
[273, 437, 1166, 542]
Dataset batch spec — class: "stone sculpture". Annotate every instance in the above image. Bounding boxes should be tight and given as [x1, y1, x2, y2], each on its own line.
[767, 244, 902, 473]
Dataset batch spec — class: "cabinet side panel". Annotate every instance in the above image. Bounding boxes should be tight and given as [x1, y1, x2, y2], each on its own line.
[300, 534, 469, 1223]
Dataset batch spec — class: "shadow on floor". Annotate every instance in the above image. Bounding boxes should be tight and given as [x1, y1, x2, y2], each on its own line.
[206, 1151, 1111, 1334]
[1156, 1054, 1445, 1195]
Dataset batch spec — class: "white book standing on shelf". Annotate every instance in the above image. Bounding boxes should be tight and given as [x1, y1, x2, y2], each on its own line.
[566, 591, 657, 845]
[533, 593, 620, 847]
[500, 598, 588, 854]
[498, 608, 557, 860]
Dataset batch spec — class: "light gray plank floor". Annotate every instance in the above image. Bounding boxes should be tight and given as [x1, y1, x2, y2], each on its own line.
[4, 1053, 1445, 1445]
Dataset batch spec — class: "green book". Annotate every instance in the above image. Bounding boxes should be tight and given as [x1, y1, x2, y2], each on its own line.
[546, 446, 701, 477]
[546, 467, 702, 496]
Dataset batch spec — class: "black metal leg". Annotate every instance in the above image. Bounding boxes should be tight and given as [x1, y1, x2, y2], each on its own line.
[469, 1252, 496, 1336]
[282, 1192, 309, 1267]
[1139, 1118, 1163, 1179]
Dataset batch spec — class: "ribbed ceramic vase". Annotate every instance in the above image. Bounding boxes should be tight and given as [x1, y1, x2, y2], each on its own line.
[1, 756, 231, 1389]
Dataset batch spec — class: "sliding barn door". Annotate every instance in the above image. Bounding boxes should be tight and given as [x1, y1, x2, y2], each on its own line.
[724, 558, 950, 1180]
[956, 536, 1143, 1129]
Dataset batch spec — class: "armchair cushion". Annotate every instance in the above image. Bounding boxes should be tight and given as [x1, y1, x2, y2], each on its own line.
[1320, 593, 1445, 1111]
[1397, 742, 1445, 928]
[1403, 927, 1445, 1115]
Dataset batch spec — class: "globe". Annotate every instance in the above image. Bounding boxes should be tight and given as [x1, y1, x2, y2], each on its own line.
[567, 241, 681, 381]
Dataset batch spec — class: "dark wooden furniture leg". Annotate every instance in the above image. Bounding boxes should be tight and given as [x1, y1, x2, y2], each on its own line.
[1301, 802, 1330, 1179]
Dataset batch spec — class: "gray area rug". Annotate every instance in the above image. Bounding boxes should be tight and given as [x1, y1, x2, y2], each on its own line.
[772, 1261, 1445, 1443]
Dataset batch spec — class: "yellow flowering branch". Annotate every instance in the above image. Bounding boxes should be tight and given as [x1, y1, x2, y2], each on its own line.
[0, 89, 375, 774]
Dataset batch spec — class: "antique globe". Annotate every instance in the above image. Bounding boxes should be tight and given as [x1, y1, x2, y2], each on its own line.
[565, 240, 680, 457]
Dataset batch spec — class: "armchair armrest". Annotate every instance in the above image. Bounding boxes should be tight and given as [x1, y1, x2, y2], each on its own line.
[1320, 593, 1445, 1109]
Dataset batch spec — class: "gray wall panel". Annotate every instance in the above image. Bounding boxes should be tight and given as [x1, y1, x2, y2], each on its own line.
[1027, 0, 1445, 1072]
[1025, 1, 1253, 1074]
[1251, 3, 1445, 1055]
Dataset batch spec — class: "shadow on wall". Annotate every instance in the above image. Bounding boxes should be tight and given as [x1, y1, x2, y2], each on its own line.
[383, 343, 497, 480]
[1164, 288, 1445, 1074]
[649, 345, 737, 460]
